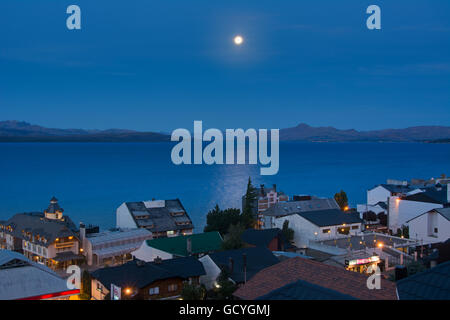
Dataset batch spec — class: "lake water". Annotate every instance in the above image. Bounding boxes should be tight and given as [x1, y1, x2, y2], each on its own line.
[0, 142, 449, 231]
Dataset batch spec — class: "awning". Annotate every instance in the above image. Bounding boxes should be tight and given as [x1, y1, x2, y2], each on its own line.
[92, 243, 140, 260]
[53, 252, 85, 262]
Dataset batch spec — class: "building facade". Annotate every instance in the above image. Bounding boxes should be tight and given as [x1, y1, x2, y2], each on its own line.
[407, 208, 450, 244]
[0, 198, 83, 270]
[116, 199, 194, 238]
[80, 223, 152, 267]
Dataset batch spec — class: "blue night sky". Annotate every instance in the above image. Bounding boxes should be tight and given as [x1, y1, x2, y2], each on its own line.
[0, 0, 449, 132]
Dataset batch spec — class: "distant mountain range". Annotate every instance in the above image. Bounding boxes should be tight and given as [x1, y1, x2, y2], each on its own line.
[280, 123, 450, 142]
[1, 121, 449, 143]
[0, 121, 170, 142]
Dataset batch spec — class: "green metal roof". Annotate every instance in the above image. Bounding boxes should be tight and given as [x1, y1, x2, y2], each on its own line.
[146, 232, 223, 257]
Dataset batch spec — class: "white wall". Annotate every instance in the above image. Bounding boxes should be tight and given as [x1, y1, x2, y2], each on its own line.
[199, 255, 222, 290]
[131, 242, 173, 262]
[368, 186, 391, 205]
[116, 203, 138, 229]
[409, 212, 450, 244]
[388, 196, 442, 232]
[267, 215, 361, 248]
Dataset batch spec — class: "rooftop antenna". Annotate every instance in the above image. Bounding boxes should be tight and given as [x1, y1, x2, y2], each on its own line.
[243, 253, 247, 284]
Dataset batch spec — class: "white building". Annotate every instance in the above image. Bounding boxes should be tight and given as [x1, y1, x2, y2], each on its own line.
[79, 224, 151, 267]
[263, 208, 363, 248]
[367, 184, 415, 206]
[407, 208, 450, 244]
[116, 199, 193, 238]
[357, 183, 418, 217]
[388, 184, 449, 232]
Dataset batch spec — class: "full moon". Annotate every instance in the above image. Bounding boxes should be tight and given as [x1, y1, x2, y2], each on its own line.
[234, 35, 244, 46]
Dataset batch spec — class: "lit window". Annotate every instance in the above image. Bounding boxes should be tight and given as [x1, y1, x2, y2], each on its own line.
[149, 287, 160, 295]
[168, 284, 178, 292]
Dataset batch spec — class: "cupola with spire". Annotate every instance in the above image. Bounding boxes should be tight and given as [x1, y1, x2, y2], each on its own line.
[44, 196, 64, 220]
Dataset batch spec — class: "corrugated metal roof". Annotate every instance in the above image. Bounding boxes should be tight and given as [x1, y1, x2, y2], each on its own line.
[0, 250, 71, 300]
[87, 228, 151, 245]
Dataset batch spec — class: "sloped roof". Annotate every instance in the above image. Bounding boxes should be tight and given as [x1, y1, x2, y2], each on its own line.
[407, 208, 450, 223]
[0, 250, 72, 300]
[379, 184, 414, 194]
[234, 257, 398, 300]
[263, 198, 339, 217]
[397, 261, 450, 300]
[125, 199, 193, 232]
[87, 228, 151, 245]
[146, 232, 223, 257]
[208, 247, 279, 283]
[241, 228, 282, 247]
[91, 256, 205, 289]
[404, 185, 448, 204]
[296, 209, 362, 227]
[256, 279, 356, 300]
[3, 212, 78, 247]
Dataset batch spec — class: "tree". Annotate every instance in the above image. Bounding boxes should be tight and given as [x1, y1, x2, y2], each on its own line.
[214, 268, 237, 300]
[80, 270, 91, 300]
[222, 223, 245, 250]
[377, 212, 387, 226]
[181, 283, 206, 300]
[242, 177, 258, 228]
[204, 204, 241, 236]
[334, 190, 349, 210]
[406, 261, 426, 277]
[363, 211, 377, 222]
[396, 226, 409, 238]
[281, 220, 294, 243]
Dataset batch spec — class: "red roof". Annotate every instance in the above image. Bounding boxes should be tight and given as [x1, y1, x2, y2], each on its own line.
[233, 257, 398, 300]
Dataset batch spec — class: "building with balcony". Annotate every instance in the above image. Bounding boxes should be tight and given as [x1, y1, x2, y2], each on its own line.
[116, 199, 194, 238]
[0, 197, 83, 269]
[80, 223, 152, 267]
[263, 207, 362, 248]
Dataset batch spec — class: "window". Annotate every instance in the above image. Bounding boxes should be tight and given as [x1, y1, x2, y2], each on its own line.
[168, 284, 178, 292]
[97, 282, 103, 293]
[322, 229, 330, 234]
[352, 225, 359, 230]
[149, 287, 159, 295]
[434, 227, 438, 233]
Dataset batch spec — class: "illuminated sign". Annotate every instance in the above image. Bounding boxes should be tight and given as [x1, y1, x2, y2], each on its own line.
[111, 284, 121, 300]
[345, 256, 380, 266]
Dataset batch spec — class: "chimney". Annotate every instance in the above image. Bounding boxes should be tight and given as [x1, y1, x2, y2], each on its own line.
[154, 257, 162, 264]
[273, 184, 277, 192]
[79, 222, 86, 249]
[187, 238, 192, 255]
[136, 259, 146, 266]
[228, 257, 234, 273]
